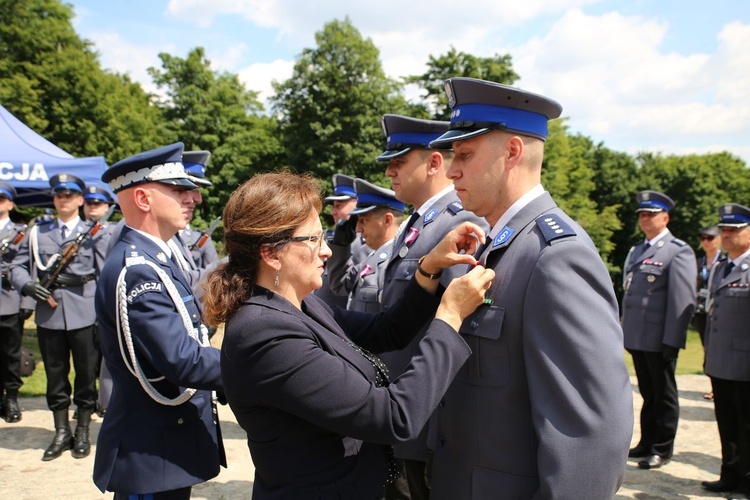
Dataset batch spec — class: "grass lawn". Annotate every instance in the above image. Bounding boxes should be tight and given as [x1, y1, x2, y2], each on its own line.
[18, 321, 706, 398]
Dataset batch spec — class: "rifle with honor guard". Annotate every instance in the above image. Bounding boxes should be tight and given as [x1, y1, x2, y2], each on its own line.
[0, 224, 27, 255]
[40, 205, 115, 308]
[189, 216, 221, 251]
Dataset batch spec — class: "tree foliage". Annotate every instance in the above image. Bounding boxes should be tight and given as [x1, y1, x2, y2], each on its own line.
[271, 18, 408, 190]
[406, 47, 519, 120]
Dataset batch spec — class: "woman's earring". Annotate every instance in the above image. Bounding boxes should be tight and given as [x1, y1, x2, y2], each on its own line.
[274, 268, 280, 288]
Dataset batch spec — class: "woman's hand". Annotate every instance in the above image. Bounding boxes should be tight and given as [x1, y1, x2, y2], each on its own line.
[435, 265, 496, 331]
[418, 221, 486, 276]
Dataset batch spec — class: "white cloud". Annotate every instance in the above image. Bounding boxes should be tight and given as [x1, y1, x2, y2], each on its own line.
[237, 59, 295, 109]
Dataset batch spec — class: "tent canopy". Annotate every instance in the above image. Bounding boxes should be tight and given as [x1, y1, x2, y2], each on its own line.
[0, 104, 114, 207]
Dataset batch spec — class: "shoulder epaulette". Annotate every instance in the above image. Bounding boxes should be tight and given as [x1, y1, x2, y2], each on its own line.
[535, 215, 576, 243]
[446, 201, 464, 215]
[671, 238, 687, 247]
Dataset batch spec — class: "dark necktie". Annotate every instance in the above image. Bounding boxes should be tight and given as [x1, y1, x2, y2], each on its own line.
[724, 262, 735, 278]
[60, 226, 68, 240]
[405, 211, 419, 232]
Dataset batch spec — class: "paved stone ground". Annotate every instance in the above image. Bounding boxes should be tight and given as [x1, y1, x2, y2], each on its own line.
[0, 375, 729, 499]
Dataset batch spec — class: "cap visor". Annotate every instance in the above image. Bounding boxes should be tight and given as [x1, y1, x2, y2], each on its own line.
[348, 205, 378, 216]
[635, 208, 665, 213]
[156, 178, 199, 190]
[429, 128, 491, 149]
[376, 148, 411, 162]
[718, 222, 749, 228]
[324, 194, 356, 202]
[187, 175, 213, 187]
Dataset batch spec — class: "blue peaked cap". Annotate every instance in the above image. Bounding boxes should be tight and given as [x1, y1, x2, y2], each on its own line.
[103, 142, 197, 193]
[349, 179, 405, 215]
[50, 173, 85, 195]
[636, 190, 674, 213]
[324, 174, 357, 202]
[430, 77, 562, 148]
[376, 115, 450, 162]
[718, 203, 750, 227]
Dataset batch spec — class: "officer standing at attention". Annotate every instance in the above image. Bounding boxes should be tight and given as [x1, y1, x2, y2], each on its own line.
[93, 142, 224, 499]
[177, 150, 219, 271]
[10, 174, 108, 461]
[327, 179, 405, 313]
[316, 174, 369, 308]
[378, 114, 488, 500]
[426, 77, 633, 499]
[701, 203, 750, 499]
[83, 186, 115, 223]
[623, 190, 697, 470]
[0, 182, 27, 423]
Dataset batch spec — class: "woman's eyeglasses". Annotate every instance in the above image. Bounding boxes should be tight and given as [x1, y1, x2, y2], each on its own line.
[290, 232, 326, 250]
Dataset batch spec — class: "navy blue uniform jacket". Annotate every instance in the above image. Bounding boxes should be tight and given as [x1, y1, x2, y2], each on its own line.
[221, 279, 471, 499]
[93, 227, 224, 494]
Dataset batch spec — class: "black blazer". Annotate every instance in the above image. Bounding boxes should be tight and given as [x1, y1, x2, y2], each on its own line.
[221, 279, 471, 499]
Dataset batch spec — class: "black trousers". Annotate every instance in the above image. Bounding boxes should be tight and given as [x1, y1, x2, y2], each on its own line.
[37, 325, 98, 411]
[0, 313, 23, 393]
[402, 459, 430, 500]
[113, 486, 191, 500]
[711, 377, 750, 493]
[629, 349, 679, 458]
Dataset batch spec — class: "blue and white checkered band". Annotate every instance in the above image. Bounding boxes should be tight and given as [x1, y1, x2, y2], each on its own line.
[639, 199, 670, 211]
[423, 209, 439, 225]
[356, 193, 406, 212]
[449, 104, 550, 140]
[386, 131, 444, 150]
[493, 226, 515, 248]
[333, 185, 356, 198]
[108, 161, 188, 192]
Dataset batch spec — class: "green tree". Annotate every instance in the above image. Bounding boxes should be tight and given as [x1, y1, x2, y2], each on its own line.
[148, 47, 283, 227]
[0, 0, 165, 163]
[271, 18, 408, 188]
[407, 47, 519, 120]
[543, 121, 622, 271]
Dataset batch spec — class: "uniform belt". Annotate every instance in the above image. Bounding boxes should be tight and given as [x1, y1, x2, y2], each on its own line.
[51, 273, 96, 287]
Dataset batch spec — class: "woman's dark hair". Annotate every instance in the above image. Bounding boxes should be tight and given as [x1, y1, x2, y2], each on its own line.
[202, 172, 323, 326]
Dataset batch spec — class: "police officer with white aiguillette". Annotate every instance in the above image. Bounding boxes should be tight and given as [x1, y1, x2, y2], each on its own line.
[10, 174, 108, 461]
[622, 190, 697, 470]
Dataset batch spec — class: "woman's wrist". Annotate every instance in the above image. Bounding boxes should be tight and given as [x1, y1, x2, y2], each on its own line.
[417, 255, 443, 280]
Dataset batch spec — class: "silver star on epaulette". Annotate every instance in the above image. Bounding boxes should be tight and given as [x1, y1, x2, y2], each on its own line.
[156, 252, 167, 263]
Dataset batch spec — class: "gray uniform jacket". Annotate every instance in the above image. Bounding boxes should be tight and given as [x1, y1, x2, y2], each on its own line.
[1, 221, 27, 315]
[704, 255, 750, 381]
[181, 226, 219, 270]
[10, 219, 108, 330]
[381, 190, 488, 461]
[328, 240, 393, 313]
[429, 192, 633, 500]
[622, 232, 697, 352]
[315, 233, 368, 308]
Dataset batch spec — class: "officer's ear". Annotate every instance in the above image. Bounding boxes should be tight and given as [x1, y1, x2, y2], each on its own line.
[132, 187, 152, 212]
[426, 151, 443, 177]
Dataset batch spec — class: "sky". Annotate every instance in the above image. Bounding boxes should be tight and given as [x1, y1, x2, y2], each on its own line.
[66, 0, 750, 165]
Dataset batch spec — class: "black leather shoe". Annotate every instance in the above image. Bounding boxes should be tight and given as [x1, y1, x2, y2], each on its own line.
[3, 398, 22, 423]
[71, 426, 91, 458]
[628, 445, 649, 458]
[42, 427, 73, 461]
[638, 455, 669, 469]
[702, 480, 738, 492]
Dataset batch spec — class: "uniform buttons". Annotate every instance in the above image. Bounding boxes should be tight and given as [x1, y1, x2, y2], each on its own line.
[470, 320, 480, 330]
[177, 418, 184, 425]
[192, 313, 198, 320]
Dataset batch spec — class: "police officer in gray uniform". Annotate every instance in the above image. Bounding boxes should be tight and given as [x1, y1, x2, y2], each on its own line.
[378, 114, 489, 499]
[622, 190, 697, 470]
[10, 174, 108, 461]
[426, 77, 633, 499]
[179, 150, 219, 270]
[327, 179, 405, 313]
[701, 203, 750, 498]
[0, 182, 27, 423]
[317, 174, 369, 308]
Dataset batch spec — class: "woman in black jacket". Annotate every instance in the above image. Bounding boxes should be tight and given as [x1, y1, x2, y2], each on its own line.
[203, 172, 492, 499]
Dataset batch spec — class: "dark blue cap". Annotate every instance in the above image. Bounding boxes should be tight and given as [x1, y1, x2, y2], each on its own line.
[0, 181, 17, 201]
[182, 150, 213, 187]
[83, 185, 114, 204]
[636, 190, 674, 213]
[49, 173, 85, 195]
[376, 115, 450, 162]
[699, 226, 720, 237]
[103, 142, 197, 194]
[430, 77, 563, 148]
[349, 179, 406, 215]
[324, 174, 357, 202]
[718, 203, 750, 228]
